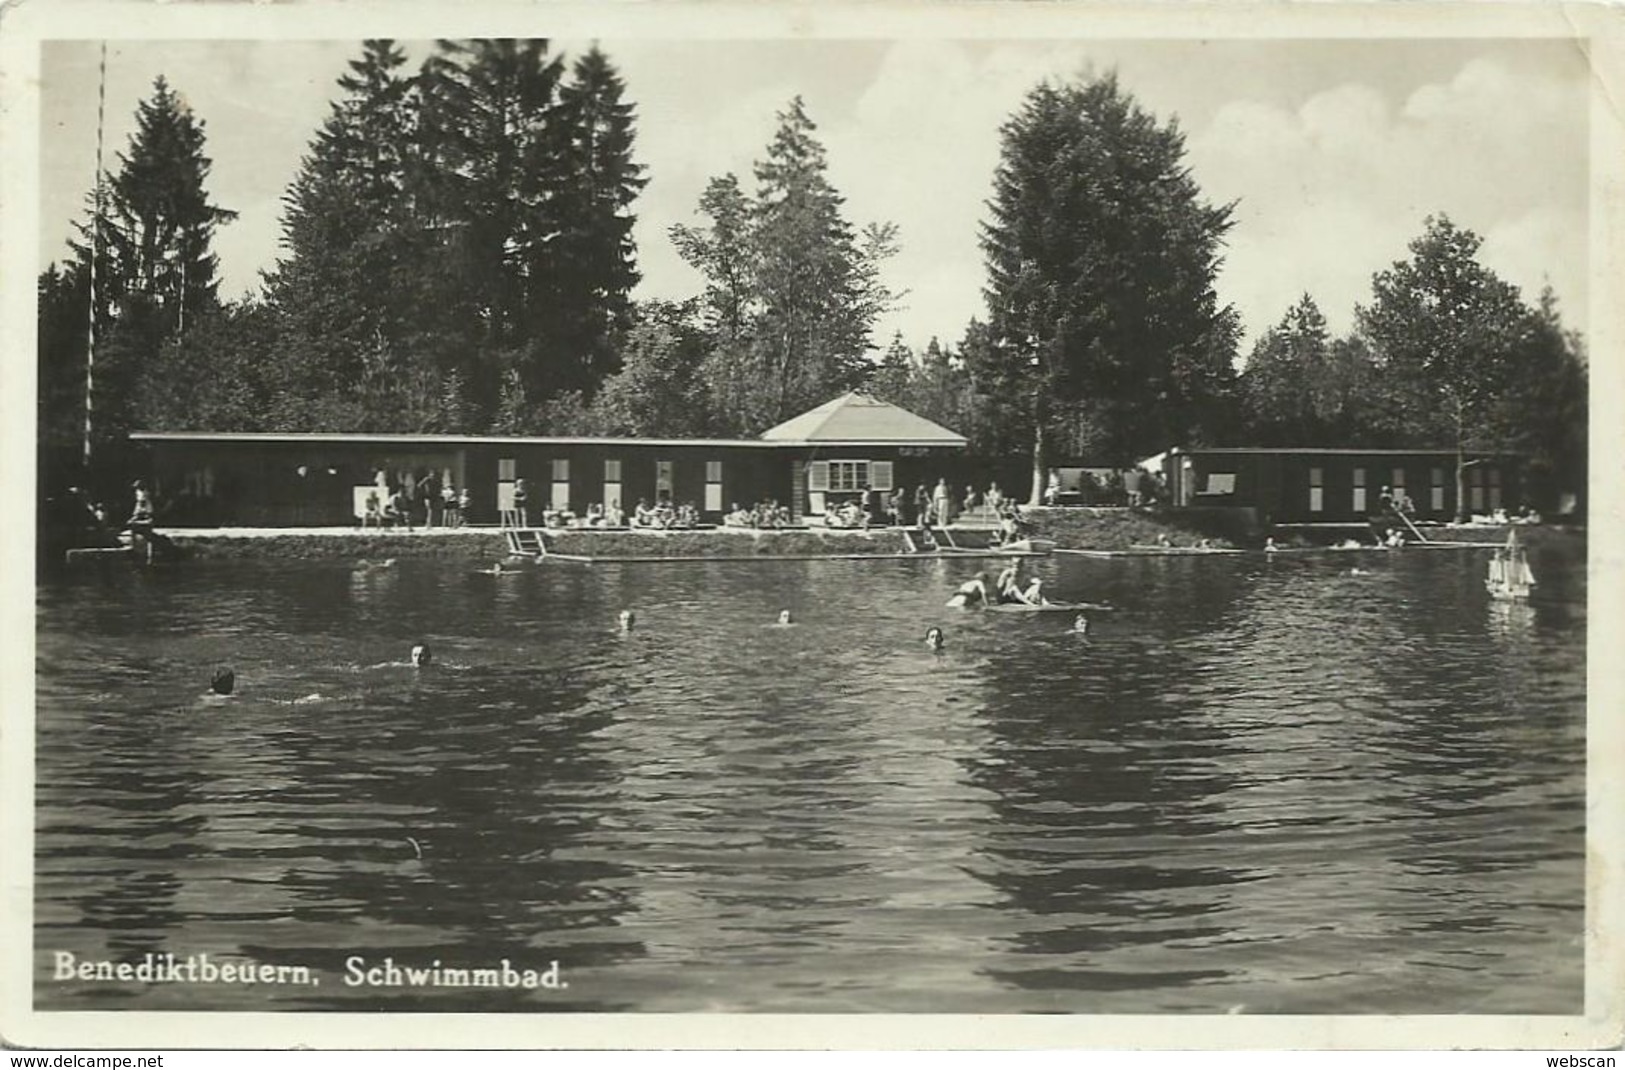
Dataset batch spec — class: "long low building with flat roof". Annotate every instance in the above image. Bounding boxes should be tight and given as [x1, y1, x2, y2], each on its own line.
[1158, 446, 1526, 525]
[129, 392, 970, 528]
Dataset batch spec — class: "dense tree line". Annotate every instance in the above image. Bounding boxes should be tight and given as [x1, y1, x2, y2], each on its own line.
[38, 55, 1585, 513]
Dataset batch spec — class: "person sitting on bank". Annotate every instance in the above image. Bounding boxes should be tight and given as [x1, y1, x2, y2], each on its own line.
[386, 488, 413, 530]
[125, 480, 155, 538]
[631, 499, 656, 528]
[361, 489, 384, 529]
[441, 484, 461, 527]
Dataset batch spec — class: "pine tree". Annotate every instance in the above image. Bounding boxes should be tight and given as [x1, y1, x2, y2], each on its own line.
[1240, 294, 1332, 445]
[54, 77, 236, 458]
[93, 76, 238, 339]
[551, 47, 647, 394]
[977, 73, 1238, 501]
[418, 39, 567, 401]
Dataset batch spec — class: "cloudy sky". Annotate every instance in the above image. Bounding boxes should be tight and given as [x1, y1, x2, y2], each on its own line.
[37, 34, 1591, 355]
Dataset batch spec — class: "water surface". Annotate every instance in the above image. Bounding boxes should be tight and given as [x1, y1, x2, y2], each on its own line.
[34, 540, 1587, 1013]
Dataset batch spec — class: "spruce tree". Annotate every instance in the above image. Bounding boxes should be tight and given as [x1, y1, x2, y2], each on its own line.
[673, 97, 898, 434]
[977, 73, 1238, 501]
[552, 46, 647, 394]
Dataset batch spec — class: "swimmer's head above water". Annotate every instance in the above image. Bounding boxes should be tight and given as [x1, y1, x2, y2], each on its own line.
[1072, 614, 1090, 635]
[778, 609, 794, 625]
[210, 667, 235, 695]
[411, 644, 432, 667]
[925, 626, 945, 651]
[618, 609, 635, 632]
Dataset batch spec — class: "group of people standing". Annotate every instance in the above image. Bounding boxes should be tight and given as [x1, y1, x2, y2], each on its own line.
[363, 470, 470, 530]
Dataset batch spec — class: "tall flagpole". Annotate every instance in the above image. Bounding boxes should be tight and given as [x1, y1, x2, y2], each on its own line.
[84, 41, 106, 468]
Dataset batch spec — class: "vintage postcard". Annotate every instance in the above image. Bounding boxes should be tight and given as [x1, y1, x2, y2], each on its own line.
[2, 0, 1621, 1053]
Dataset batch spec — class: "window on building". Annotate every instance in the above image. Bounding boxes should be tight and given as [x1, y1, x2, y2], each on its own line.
[1470, 466, 1485, 513]
[550, 459, 570, 510]
[1488, 466, 1503, 511]
[870, 460, 894, 492]
[603, 459, 623, 511]
[497, 458, 517, 514]
[1309, 466, 1324, 514]
[1431, 467, 1446, 513]
[704, 461, 724, 512]
[1352, 466, 1367, 514]
[828, 460, 869, 492]
[656, 460, 674, 503]
[1202, 472, 1236, 495]
[1391, 467, 1406, 489]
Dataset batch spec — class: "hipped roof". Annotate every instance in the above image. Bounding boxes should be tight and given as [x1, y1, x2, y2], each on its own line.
[758, 392, 967, 447]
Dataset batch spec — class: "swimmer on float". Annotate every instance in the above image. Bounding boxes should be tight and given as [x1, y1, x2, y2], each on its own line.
[1264, 537, 1279, 554]
[994, 561, 1022, 603]
[925, 626, 945, 652]
[1010, 576, 1049, 606]
[947, 573, 990, 609]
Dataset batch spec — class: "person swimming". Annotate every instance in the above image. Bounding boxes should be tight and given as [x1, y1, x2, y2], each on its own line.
[925, 626, 945, 652]
[994, 561, 1022, 603]
[777, 609, 794, 626]
[1264, 537, 1279, 553]
[948, 573, 990, 609]
[1072, 614, 1090, 636]
[210, 667, 235, 696]
[410, 643, 432, 667]
[618, 609, 636, 632]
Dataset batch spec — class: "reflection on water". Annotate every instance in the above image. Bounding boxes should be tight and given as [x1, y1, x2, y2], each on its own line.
[35, 539, 1586, 1012]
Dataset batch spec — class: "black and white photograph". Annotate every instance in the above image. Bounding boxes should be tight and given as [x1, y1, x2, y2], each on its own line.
[4, 0, 1621, 1052]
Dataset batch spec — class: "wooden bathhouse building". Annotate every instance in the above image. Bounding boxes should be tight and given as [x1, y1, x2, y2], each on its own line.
[129, 393, 969, 528]
[1157, 446, 1525, 525]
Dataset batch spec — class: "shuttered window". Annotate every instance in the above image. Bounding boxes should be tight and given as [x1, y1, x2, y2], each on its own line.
[870, 460, 894, 492]
[808, 461, 830, 492]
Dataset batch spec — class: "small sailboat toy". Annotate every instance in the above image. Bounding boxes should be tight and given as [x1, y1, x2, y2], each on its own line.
[1486, 531, 1536, 601]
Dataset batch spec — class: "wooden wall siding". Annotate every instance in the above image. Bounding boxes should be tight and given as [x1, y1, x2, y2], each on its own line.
[1180, 452, 1520, 524]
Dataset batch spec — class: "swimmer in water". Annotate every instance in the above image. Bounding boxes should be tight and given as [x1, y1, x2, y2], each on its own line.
[210, 667, 235, 696]
[410, 643, 432, 667]
[925, 626, 945, 652]
[948, 572, 990, 609]
[1072, 614, 1090, 636]
[777, 609, 794, 626]
[618, 609, 636, 632]
[1264, 537, 1279, 554]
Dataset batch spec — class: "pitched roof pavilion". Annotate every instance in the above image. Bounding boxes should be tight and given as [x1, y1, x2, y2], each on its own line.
[758, 392, 967, 447]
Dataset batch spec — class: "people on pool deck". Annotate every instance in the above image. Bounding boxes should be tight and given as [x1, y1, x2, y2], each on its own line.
[914, 485, 932, 526]
[511, 478, 530, 528]
[210, 667, 235, 696]
[618, 609, 636, 632]
[932, 479, 953, 526]
[410, 643, 432, 668]
[925, 627, 945, 652]
[1385, 527, 1406, 548]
